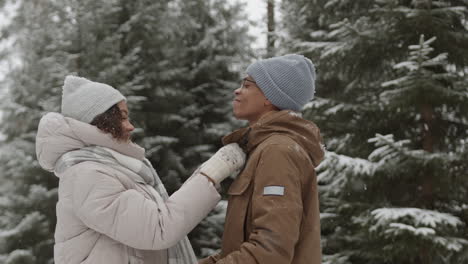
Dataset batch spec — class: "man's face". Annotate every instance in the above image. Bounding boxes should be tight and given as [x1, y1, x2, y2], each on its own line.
[232, 76, 270, 124]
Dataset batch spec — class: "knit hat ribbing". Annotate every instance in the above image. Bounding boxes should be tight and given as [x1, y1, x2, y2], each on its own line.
[61, 75, 126, 124]
[246, 54, 316, 112]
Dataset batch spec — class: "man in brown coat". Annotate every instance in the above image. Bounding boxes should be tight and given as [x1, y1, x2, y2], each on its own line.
[199, 54, 325, 264]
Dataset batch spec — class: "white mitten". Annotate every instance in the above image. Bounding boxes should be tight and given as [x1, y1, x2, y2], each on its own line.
[200, 143, 246, 185]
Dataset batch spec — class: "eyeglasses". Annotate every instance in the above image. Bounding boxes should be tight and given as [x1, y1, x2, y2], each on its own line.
[241, 78, 256, 88]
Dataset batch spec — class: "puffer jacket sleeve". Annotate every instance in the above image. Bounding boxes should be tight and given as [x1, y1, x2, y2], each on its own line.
[213, 144, 304, 264]
[71, 163, 221, 250]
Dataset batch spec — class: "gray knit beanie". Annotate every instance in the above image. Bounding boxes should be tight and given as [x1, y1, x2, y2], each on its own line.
[61, 75, 126, 123]
[246, 54, 316, 112]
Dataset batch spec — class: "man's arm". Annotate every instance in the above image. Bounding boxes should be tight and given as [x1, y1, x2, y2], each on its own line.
[211, 144, 304, 264]
[199, 253, 221, 264]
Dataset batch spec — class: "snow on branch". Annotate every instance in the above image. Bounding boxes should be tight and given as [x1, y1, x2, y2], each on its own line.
[368, 134, 460, 164]
[368, 134, 410, 163]
[322, 253, 351, 264]
[303, 97, 361, 113]
[369, 207, 468, 252]
[371, 207, 462, 229]
[0, 212, 46, 241]
[439, 105, 468, 126]
[317, 151, 376, 195]
[141, 135, 179, 156]
[379, 85, 412, 104]
[386, 222, 436, 236]
[303, 97, 332, 110]
[142, 135, 179, 145]
[321, 42, 350, 59]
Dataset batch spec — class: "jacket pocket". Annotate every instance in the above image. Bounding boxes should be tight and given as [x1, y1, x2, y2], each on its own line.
[227, 170, 253, 195]
[222, 170, 254, 254]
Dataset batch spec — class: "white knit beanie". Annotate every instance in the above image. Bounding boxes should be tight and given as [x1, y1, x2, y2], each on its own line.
[246, 54, 316, 112]
[61, 75, 126, 123]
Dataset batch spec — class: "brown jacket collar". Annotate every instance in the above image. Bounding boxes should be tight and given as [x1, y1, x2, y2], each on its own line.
[223, 110, 324, 167]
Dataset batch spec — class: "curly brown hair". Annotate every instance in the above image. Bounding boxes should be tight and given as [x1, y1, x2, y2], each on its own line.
[90, 104, 127, 141]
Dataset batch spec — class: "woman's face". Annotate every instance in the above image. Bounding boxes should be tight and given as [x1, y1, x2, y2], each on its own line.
[117, 101, 135, 141]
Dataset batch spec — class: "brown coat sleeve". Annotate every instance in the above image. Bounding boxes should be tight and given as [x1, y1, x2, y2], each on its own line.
[214, 144, 304, 264]
[199, 253, 221, 264]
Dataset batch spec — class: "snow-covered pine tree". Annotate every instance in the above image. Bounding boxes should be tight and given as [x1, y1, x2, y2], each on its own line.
[78, 0, 252, 255]
[159, 0, 252, 256]
[0, 0, 251, 261]
[57, 0, 188, 191]
[358, 35, 468, 263]
[281, 1, 468, 263]
[282, 0, 468, 156]
[0, 1, 76, 263]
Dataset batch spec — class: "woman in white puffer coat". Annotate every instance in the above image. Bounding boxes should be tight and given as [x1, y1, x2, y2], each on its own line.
[35, 76, 245, 264]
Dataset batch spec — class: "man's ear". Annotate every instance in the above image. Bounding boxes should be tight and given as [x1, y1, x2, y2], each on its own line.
[265, 99, 280, 110]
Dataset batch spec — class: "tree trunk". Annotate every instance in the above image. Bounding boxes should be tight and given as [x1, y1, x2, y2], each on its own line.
[267, 0, 275, 57]
[421, 103, 434, 153]
[419, 103, 434, 264]
[420, 103, 435, 208]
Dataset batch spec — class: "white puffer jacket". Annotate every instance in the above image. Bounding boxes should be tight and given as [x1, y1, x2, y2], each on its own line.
[36, 113, 221, 264]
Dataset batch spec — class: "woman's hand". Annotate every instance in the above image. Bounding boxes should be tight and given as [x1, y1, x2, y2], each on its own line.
[200, 143, 246, 185]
